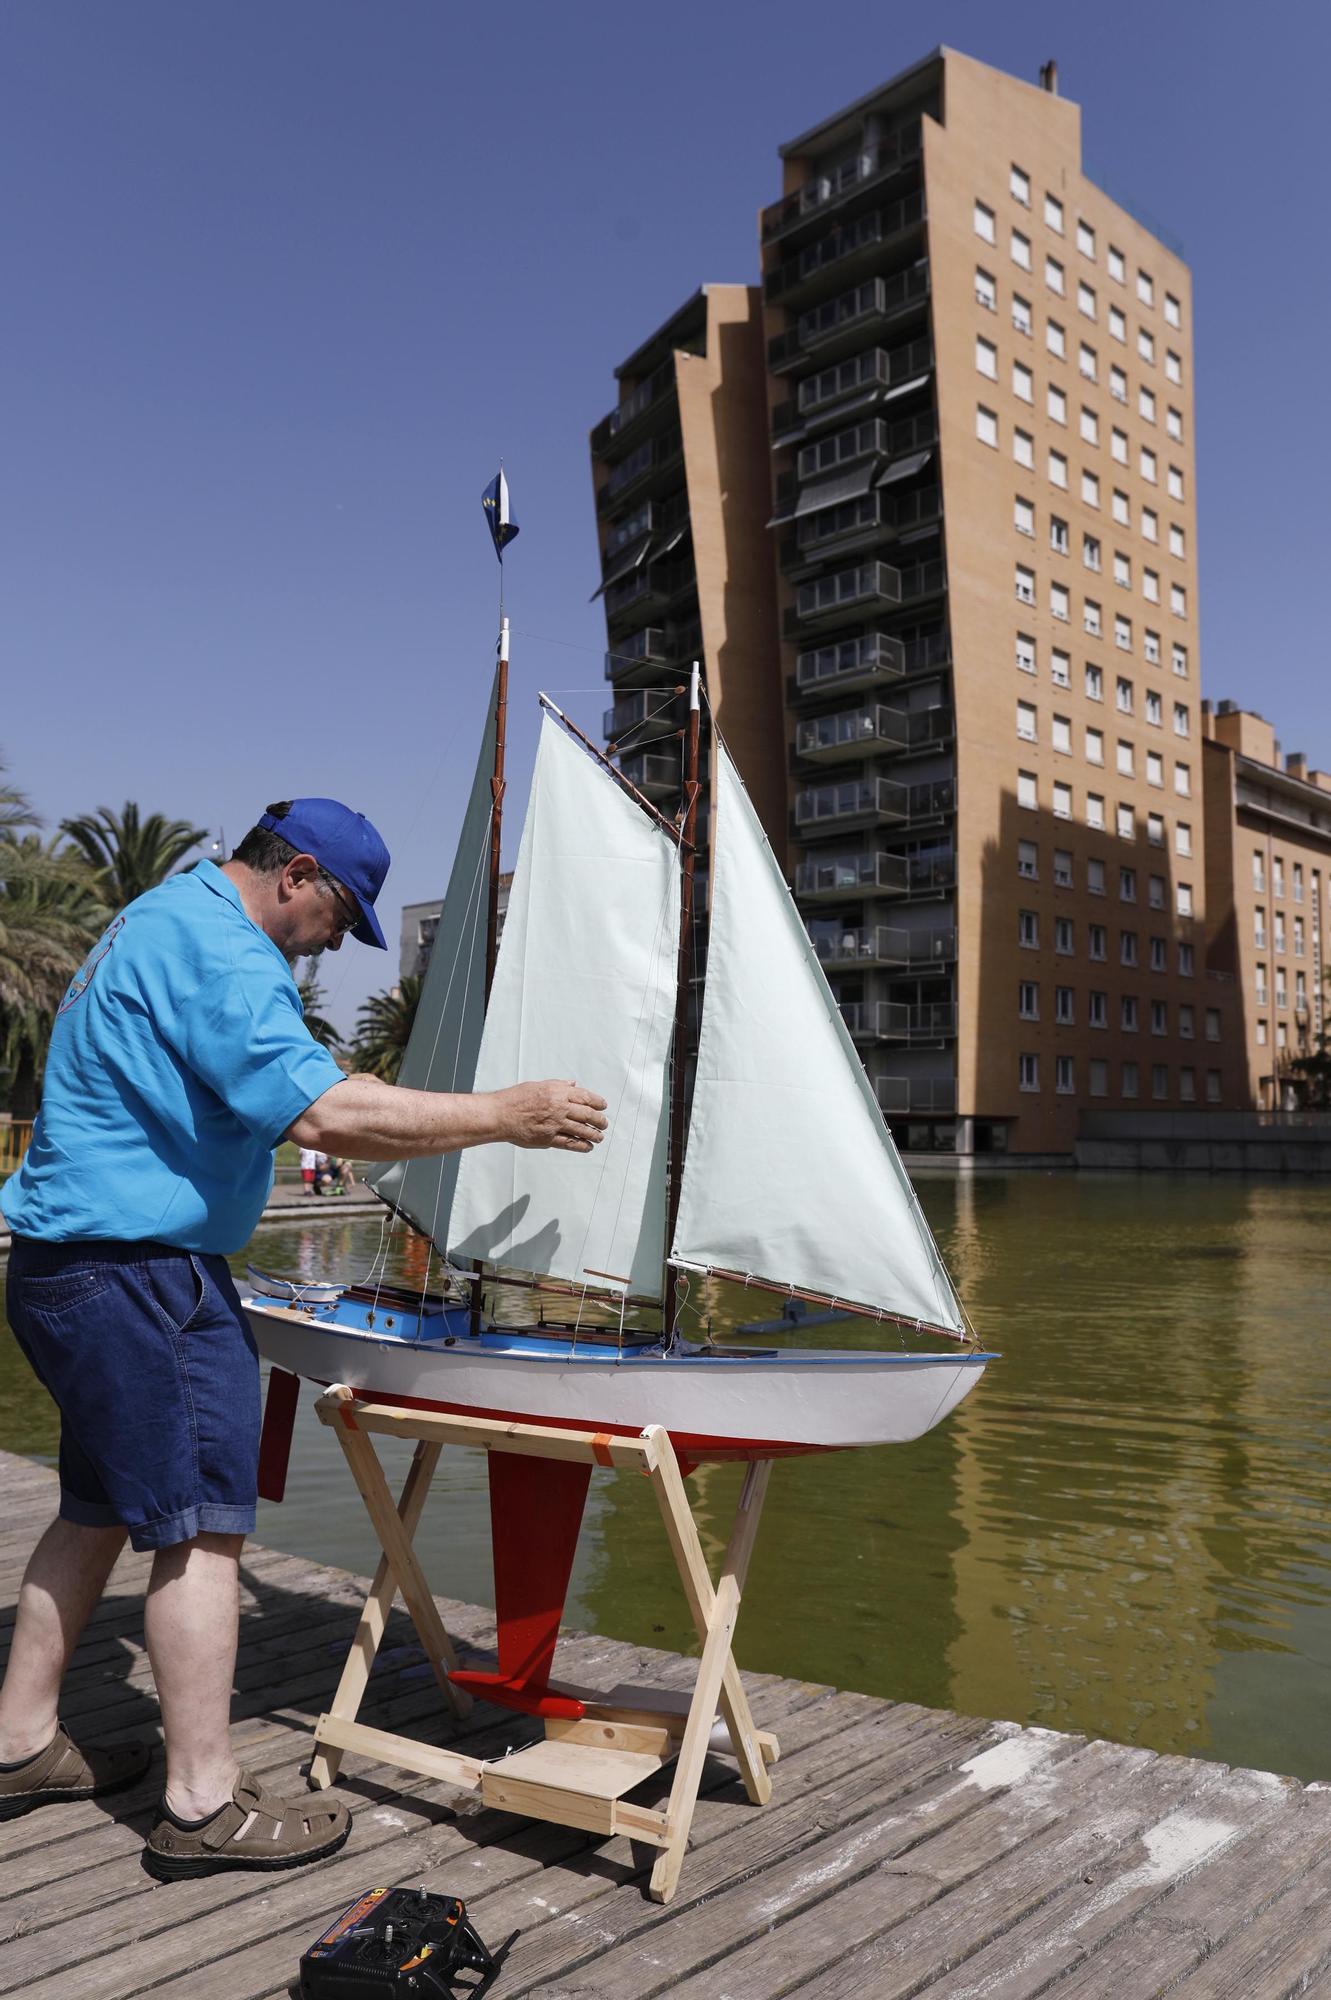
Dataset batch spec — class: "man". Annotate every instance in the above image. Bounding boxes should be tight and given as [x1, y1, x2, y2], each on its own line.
[0, 798, 606, 1877]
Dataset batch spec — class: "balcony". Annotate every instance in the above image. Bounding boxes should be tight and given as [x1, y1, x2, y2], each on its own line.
[786, 556, 945, 636]
[603, 627, 668, 685]
[795, 851, 909, 901]
[908, 1002, 957, 1041]
[618, 751, 680, 802]
[761, 122, 923, 244]
[769, 278, 930, 375]
[590, 360, 676, 457]
[605, 561, 695, 628]
[597, 432, 683, 513]
[908, 925, 957, 967]
[794, 631, 904, 697]
[810, 924, 911, 970]
[795, 777, 907, 838]
[907, 854, 956, 899]
[765, 190, 926, 306]
[874, 1075, 956, 1116]
[795, 703, 908, 763]
[841, 1000, 910, 1042]
[906, 778, 956, 823]
[792, 484, 942, 563]
[603, 688, 681, 749]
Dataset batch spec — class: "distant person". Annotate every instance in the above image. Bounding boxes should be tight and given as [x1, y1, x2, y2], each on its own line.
[298, 1146, 318, 1194]
[0, 798, 606, 1878]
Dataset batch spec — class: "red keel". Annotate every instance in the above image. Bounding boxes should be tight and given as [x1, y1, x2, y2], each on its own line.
[257, 1368, 300, 1502]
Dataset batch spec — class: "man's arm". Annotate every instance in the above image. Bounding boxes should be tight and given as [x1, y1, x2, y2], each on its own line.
[286, 1073, 608, 1162]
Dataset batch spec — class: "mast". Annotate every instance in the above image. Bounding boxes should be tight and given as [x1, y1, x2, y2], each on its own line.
[666, 662, 702, 1336]
[484, 615, 510, 999]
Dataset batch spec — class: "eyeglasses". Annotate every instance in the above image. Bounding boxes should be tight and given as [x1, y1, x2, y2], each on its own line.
[317, 870, 360, 939]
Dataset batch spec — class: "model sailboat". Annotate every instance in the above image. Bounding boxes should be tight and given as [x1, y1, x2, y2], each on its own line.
[244, 628, 991, 1466]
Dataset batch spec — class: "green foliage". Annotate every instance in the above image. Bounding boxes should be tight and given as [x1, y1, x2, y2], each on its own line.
[59, 801, 208, 909]
[294, 958, 343, 1053]
[349, 975, 421, 1082]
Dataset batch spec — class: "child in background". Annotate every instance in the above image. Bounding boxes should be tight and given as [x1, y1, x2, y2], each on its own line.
[299, 1146, 318, 1194]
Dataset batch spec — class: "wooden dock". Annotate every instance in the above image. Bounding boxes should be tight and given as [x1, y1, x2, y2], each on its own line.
[4, 1444, 1331, 1999]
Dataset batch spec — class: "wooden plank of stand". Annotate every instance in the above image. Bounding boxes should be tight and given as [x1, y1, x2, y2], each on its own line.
[310, 1713, 484, 1792]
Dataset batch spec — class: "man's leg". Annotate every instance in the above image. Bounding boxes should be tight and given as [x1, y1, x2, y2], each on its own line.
[143, 1531, 244, 1820]
[0, 1517, 128, 1763]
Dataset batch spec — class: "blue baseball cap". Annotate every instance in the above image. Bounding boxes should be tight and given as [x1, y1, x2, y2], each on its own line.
[257, 798, 391, 949]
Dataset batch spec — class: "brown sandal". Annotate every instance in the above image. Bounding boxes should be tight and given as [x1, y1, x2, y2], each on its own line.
[143, 1768, 351, 1880]
[0, 1724, 150, 1819]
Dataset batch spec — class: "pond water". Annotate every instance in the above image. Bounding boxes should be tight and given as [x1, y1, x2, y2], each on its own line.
[3, 1172, 1330, 1781]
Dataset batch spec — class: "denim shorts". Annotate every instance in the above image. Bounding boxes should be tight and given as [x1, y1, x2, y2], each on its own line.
[6, 1236, 260, 1551]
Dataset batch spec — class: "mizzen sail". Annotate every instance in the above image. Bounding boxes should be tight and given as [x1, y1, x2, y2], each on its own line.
[670, 743, 965, 1335]
[447, 714, 680, 1296]
[365, 668, 498, 1248]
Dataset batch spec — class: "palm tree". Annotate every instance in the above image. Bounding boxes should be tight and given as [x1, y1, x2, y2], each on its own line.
[59, 802, 208, 909]
[350, 976, 421, 1082]
[294, 958, 343, 1054]
[0, 828, 108, 1118]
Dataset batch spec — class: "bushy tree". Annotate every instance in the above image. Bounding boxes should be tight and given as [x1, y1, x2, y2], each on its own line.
[59, 802, 207, 908]
[349, 976, 421, 1082]
[294, 958, 343, 1054]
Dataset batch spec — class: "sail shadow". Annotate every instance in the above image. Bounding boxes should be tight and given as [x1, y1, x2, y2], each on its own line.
[452, 1196, 562, 1275]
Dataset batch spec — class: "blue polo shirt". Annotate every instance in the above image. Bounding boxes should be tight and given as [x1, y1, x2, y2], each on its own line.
[0, 862, 344, 1252]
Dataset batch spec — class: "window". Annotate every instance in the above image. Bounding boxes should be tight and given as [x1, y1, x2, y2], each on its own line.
[1294, 865, 1305, 905]
[1110, 364, 1128, 403]
[976, 403, 999, 447]
[1179, 942, 1194, 977]
[1273, 859, 1284, 898]
[1047, 384, 1067, 425]
[1173, 702, 1190, 737]
[1018, 769, 1037, 810]
[1137, 268, 1154, 308]
[1010, 164, 1031, 204]
[975, 201, 997, 243]
[1165, 292, 1181, 328]
[1178, 1067, 1196, 1103]
[1013, 361, 1033, 402]
[1018, 838, 1039, 879]
[1144, 694, 1162, 730]
[1089, 1058, 1108, 1097]
[1171, 583, 1188, 618]
[975, 335, 998, 379]
[1177, 881, 1193, 917]
[1252, 851, 1266, 894]
[1089, 922, 1107, 960]
[1051, 647, 1071, 687]
[1149, 874, 1166, 910]
[1087, 793, 1106, 832]
[1053, 848, 1073, 887]
[1080, 407, 1100, 446]
[1017, 698, 1037, 741]
[1108, 245, 1126, 283]
[1121, 996, 1138, 1032]
[1015, 563, 1035, 604]
[1151, 999, 1168, 1036]
[1255, 907, 1268, 949]
[1019, 1052, 1039, 1091]
[1117, 803, 1135, 841]
[1012, 229, 1032, 271]
[1045, 192, 1064, 232]
[1019, 908, 1039, 948]
[1078, 219, 1096, 258]
[1055, 916, 1074, 954]
[1166, 406, 1183, 442]
[1050, 581, 1070, 621]
[1144, 630, 1161, 665]
[1296, 916, 1306, 957]
[1121, 929, 1138, 966]
[1014, 426, 1035, 468]
[1046, 255, 1065, 296]
[1180, 1006, 1195, 1040]
[1120, 862, 1137, 899]
[1169, 523, 1186, 558]
[1053, 780, 1072, 819]
[1014, 494, 1035, 536]
[1055, 1055, 1075, 1095]
[1138, 328, 1156, 365]
[1147, 809, 1164, 843]
[1016, 631, 1036, 675]
[1122, 1061, 1139, 1097]
[1115, 614, 1132, 652]
[1112, 488, 1130, 526]
[1081, 470, 1100, 509]
[1083, 532, 1102, 569]
[1056, 985, 1075, 1024]
[1085, 664, 1103, 701]
[1140, 446, 1158, 483]
[1114, 550, 1132, 588]
[1141, 506, 1159, 543]
[1168, 464, 1185, 500]
[1050, 516, 1069, 555]
[1079, 342, 1097, 381]
[1256, 965, 1268, 1005]
[1012, 293, 1033, 336]
[1109, 303, 1127, 342]
[1046, 318, 1066, 359]
[1078, 280, 1096, 320]
[1143, 568, 1160, 604]
[1206, 1070, 1221, 1104]
[1089, 989, 1108, 1026]
[1138, 386, 1156, 423]
[1166, 350, 1182, 384]
[1147, 751, 1164, 787]
[1084, 599, 1102, 636]
[1111, 427, 1129, 465]
[1274, 914, 1286, 953]
[1152, 1064, 1169, 1102]
[1019, 980, 1039, 1018]
[1172, 643, 1189, 679]
[1116, 676, 1133, 713]
[1117, 740, 1134, 777]
[1086, 725, 1104, 764]
[1088, 858, 1106, 896]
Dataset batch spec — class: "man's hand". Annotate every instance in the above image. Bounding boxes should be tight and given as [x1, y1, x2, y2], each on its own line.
[491, 1081, 609, 1153]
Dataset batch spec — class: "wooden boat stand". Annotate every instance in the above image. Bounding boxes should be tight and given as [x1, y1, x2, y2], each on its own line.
[305, 1386, 780, 1904]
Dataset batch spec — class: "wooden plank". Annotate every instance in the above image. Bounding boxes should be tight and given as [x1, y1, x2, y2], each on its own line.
[311, 1713, 483, 1791]
[1155, 1842, 1331, 1998]
[311, 1389, 654, 1470]
[486, 1737, 667, 1798]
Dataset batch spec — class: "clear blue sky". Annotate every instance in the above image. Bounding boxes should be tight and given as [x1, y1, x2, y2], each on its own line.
[4, 0, 1327, 1033]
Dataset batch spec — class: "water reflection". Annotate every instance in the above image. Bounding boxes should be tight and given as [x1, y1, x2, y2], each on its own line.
[1, 1175, 1329, 1778]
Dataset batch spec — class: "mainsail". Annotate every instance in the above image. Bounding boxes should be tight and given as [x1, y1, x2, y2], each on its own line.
[670, 744, 965, 1335]
[365, 669, 499, 1246]
[447, 715, 680, 1296]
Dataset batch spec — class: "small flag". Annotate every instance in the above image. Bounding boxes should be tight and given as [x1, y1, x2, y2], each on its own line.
[482, 469, 519, 562]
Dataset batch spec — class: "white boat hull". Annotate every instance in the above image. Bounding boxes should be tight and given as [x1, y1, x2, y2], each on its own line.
[244, 1299, 991, 1461]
